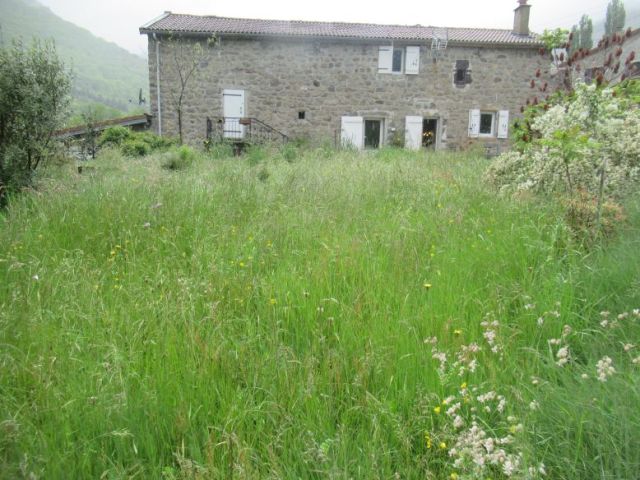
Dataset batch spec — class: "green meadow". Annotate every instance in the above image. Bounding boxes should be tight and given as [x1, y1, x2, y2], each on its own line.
[1, 147, 639, 479]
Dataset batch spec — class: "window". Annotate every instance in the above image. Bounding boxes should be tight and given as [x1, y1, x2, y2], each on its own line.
[392, 48, 404, 73]
[364, 119, 383, 149]
[454, 60, 472, 86]
[469, 110, 509, 139]
[479, 112, 495, 136]
[298, 111, 305, 120]
[378, 46, 420, 74]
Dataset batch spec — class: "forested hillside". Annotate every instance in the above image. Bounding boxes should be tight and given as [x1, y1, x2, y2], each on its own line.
[0, 0, 148, 116]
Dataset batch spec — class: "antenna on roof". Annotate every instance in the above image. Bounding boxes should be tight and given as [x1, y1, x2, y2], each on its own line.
[430, 27, 449, 60]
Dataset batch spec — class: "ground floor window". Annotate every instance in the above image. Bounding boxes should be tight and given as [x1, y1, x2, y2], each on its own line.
[364, 119, 383, 149]
[479, 112, 495, 137]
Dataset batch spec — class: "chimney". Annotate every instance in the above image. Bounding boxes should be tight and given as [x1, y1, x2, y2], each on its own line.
[513, 0, 531, 36]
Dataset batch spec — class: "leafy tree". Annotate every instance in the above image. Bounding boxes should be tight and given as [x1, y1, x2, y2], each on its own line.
[161, 35, 215, 144]
[579, 15, 594, 50]
[570, 15, 594, 53]
[80, 108, 98, 160]
[570, 25, 580, 52]
[0, 39, 70, 206]
[540, 28, 569, 65]
[605, 0, 626, 36]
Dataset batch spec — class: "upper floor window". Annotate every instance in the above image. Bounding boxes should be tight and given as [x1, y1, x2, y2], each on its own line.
[454, 60, 472, 86]
[378, 46, 420, 75]
[392, 48, 404, 73]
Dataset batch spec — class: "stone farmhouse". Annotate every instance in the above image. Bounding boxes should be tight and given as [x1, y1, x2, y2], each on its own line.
[140, 0, 547, 151]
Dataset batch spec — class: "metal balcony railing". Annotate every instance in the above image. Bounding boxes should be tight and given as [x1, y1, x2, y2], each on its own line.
[206, 117, 288, 145]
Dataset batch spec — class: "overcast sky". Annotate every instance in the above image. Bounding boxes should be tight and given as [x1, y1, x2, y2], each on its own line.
[36, 0, 640, 56]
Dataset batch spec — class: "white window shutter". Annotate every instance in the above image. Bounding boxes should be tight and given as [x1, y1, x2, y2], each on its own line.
[405, 116, 423, 150]
[497, 110, 510, 139]
[341, 116, 364, 149]
[378, 46, 393, 73]
[405, 46, 420, 75]
[468, 109, 480, 138]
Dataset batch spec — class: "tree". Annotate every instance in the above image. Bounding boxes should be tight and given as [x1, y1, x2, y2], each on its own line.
[579, 15, 594, 50]
[570, 16, 594, 53]
[161, 35, 215, 144]
[80, 108, 98, 160]
[570, 25, 580, 53]
[0, 39, 70, 206]
[605, 0, 626, 37]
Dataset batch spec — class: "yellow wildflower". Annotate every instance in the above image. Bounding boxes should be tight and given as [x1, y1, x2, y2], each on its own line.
[450, 474, 458, 480]
[424, 432, 432, 449]
[433, 406, 441, 414]
[269, 298, 277, 305]
[423, 283, 432, 289]
[461, 382, 467, 389]
[454, 329, 463, 335]
[439, 441, 447, 450]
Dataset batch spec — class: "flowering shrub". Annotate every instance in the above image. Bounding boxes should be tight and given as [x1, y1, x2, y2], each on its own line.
[486, 81, 640, 200]
[486, 80, 639, 240]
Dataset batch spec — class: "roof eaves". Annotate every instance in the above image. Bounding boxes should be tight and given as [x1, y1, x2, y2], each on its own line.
[140, 28, 542, 47]
[139, 11, 172, 33]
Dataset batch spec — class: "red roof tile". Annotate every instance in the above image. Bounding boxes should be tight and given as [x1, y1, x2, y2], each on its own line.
[140, 13, 542, 47]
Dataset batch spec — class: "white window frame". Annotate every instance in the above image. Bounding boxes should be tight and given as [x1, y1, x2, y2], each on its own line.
[478, 112, 496, 138]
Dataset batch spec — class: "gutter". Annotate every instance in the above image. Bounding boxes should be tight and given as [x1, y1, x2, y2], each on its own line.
[153, 33, 162, 136]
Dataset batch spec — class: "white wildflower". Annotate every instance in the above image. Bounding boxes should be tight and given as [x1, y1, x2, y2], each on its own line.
[556, 346, 570, 367]
[453, 415, 465, 429]
[529, 400, 540, 411]
[596, 356, 615, 382]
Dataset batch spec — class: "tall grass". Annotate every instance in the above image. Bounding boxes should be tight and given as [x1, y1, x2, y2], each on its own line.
[0, 147, 638, 478]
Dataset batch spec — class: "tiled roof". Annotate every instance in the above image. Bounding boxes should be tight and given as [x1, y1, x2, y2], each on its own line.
[140, 13, 542, 47]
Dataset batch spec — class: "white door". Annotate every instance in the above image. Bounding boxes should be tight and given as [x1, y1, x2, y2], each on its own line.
[223, 89, 245, 139]
[341, 116, 364, 149]
[405, 116, 423, 150]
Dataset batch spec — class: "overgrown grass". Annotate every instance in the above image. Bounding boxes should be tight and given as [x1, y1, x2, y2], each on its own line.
[0, 147, 639, 479]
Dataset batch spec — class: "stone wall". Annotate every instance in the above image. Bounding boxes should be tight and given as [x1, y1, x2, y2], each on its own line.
[147, 34, 546, 150]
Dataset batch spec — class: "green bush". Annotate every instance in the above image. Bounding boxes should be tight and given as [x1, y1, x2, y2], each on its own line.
[161, 145, 197, 170]
[121, 139, 150, 157]
[97, 128, 176, 156]
[97, 126, 132, 147]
